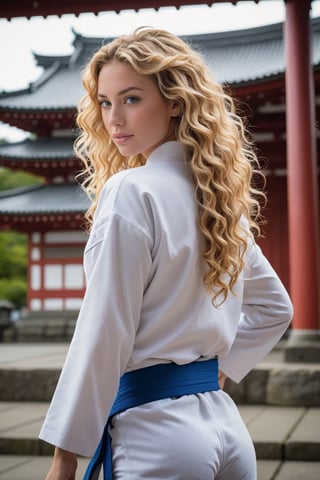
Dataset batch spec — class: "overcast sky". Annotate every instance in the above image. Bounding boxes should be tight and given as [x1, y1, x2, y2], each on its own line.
[1, 0, 319, 141]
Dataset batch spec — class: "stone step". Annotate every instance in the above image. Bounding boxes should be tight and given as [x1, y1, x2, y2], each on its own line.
[0, 344, 319, 479]
[1, 345, 320, 406]
[1, 363, 319, 406]
[240, 405, 320, 461]
[0, 455, 90, 479]
[225, 352, 320, 407]
[2, 456, 318, 480]
[2, 457, 320, 480]
[0, 402, 319, 462]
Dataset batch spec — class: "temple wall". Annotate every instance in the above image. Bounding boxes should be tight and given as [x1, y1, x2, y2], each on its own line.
[28, 230, 87, 311]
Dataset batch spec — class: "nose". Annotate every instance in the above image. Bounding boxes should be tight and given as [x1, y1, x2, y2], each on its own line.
[109, 105, 124, 127]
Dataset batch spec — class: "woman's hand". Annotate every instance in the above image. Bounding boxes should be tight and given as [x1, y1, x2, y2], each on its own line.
[45, 447, 78, 480]
[218, 370, 228, 390]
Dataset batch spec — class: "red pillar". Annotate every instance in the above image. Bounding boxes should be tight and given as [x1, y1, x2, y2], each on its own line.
[285, 0, 320, 338]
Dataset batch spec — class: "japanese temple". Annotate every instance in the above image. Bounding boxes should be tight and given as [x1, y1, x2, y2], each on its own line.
[0, 0, 319, 346]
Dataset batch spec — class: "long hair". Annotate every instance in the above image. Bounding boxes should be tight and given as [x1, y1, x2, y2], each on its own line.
[74, 27, 265, 305]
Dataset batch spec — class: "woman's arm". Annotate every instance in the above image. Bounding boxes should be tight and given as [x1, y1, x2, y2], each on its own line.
[45, 447, 77, 480]
[218, 370, 228, 390]
[218, 241, 293, 383]
[39, 212, 152, 457]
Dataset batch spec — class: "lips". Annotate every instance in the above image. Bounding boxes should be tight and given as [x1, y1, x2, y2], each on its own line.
[113, 133, 133, 144]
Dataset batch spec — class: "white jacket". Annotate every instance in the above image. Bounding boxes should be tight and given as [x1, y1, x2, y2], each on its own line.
[39, 141, 293, 456]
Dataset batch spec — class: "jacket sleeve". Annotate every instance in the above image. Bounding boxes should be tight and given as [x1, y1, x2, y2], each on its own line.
[218, 241, 293, 383]
[39, 211, 152, 456]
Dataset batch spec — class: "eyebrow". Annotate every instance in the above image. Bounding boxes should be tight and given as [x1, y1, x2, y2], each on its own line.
[97, 86, 143, 99]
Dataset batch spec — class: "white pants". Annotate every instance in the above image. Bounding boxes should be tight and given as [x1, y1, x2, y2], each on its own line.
[110, 390, 256, 479]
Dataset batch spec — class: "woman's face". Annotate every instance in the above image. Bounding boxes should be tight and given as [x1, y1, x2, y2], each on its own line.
[97, 60, 180, 159]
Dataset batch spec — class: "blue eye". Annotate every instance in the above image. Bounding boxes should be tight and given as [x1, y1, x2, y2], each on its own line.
[100, 100, 111, 108]
[126, 96, 140, 104]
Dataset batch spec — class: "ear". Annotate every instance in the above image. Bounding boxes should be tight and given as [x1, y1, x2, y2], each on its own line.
[170, 100, 182, 118]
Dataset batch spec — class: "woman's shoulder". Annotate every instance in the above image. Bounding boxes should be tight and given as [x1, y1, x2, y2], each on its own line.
[95, 165, 154, 224]
[101, 165, 149, 203]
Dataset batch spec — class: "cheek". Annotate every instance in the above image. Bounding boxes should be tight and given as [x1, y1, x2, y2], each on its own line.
[101, 111, 111, 131]
[141, 103, 171, 132]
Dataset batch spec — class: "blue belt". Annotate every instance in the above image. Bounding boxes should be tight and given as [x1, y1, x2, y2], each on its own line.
[83, 358, 219, 480]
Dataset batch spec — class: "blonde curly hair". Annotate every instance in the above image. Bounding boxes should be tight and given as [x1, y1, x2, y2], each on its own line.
[75, 26, 264, 305]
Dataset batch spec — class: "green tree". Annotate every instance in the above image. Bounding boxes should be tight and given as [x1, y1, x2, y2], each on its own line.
[0, 232, 27, 278]
[0, 167, 42, 190]
[0, 232, 28, 307]
[0, 165, 42, 308]
[0, 278, 27, 308]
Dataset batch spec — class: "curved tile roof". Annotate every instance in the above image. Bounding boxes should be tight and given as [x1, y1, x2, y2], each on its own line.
[204, 38, 284, 84]
[0, 137, 74, 159]
[0, 69, 84, 110]
[0, 18, 319, 111]
[0, 183, 89, 214]
[186, 24, 279, 84]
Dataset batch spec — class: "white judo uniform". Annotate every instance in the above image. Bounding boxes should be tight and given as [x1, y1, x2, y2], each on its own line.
[39, 141, 293, 479]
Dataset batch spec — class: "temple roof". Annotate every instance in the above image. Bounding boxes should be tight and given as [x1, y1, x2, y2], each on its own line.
[0, 183, 89, 214]
[0, 137, 74, 160]
[0, 18, 319, 112]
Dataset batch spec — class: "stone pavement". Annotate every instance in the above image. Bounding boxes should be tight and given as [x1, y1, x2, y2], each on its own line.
[0, 456, 319, 480]
[0, 343, 319, 479]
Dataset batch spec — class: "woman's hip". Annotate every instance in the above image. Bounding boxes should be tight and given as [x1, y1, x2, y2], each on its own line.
[111, 390, 256, 480]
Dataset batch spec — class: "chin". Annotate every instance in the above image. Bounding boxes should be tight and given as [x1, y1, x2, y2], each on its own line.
[116, 146, 136, 157]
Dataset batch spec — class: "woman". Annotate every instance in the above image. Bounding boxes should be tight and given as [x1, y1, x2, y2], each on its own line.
[40, 27, 293, 480]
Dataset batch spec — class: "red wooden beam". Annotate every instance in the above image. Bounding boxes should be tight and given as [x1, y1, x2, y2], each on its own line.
[0, 213, 84, 232]
[285, 0, 320, 335]
[0, 0, 254, 20]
